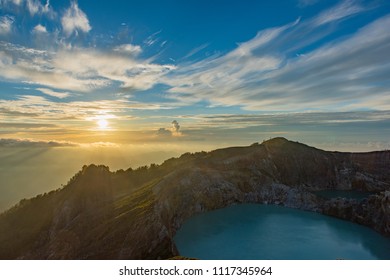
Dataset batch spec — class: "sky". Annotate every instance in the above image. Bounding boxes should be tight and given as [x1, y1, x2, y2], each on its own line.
[0, 0, 390, 209]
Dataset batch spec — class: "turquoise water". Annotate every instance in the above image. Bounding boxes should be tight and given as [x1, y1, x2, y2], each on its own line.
[174, 204, 390, 260]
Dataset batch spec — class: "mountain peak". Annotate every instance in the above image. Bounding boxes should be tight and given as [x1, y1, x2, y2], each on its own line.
[263, 137, 289, 144]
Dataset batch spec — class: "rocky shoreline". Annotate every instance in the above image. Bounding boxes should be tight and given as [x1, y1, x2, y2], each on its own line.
[155, 183, 390, 258]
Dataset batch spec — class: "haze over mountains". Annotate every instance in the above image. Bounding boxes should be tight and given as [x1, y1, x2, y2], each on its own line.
[0, 138, 389, 259]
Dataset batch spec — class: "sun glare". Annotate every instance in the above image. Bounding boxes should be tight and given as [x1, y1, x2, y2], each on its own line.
[96, 116, 109, 130]
[98, 119, 108, 129]
[88, 114, 115, 130]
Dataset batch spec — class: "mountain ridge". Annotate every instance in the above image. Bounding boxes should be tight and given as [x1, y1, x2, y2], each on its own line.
[0, 137, 389, 259]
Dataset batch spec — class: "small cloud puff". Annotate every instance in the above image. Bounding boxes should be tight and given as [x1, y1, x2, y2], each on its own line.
[61, 1, 91, 37]
[113, 44, 142, 56]
[172, 120, 180, 133]
[156, 128, 172, 136]
[156, 120, 182, 137]
[32, 24, 47, 34]
[0, 15, 14, 35]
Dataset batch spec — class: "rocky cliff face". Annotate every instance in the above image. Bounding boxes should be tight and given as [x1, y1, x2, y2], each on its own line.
[0, 138, 389, 259]
[322, 191, 390, 235]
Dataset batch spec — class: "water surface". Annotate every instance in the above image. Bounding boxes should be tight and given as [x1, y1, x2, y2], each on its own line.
[174, 204, 390, 259]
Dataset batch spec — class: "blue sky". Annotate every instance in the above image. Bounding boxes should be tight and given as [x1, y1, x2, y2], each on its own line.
[0, 0, 389, 150]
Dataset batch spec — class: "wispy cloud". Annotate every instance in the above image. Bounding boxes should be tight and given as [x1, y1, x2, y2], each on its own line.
[0, 0, 388, 123]
[163, 20, 297, 106]
[0, 95, 127, 121]
[0, 41, 175, 92]
[0, 15, 14, 35]
[11, 0, 23, 5]
[0, 0, 23, 6]
[163, 2, 390, 112]
[2, 0, 55, 17]
[0, 138, 76, 147]
[61, 1, 91, 37]
[36, 88, 71, 99]
[195, 111, 390, 127]
[0, 122, 57, 129]
[0, 94, 173, 125]
[143, 30, 162, 46]
[313, 0, 365, 26]
[183, 43, 209, 59]
[26, 0, 40, 15]
[26, 0, 46, 16]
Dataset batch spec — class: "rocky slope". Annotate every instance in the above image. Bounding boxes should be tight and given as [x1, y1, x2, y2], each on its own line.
[0, 137, 389, 259]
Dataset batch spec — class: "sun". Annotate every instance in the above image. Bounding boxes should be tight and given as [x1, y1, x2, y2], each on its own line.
[97, 118, 108, 129]
[89, 114, 115, 130]
[96, 116, 109, 130]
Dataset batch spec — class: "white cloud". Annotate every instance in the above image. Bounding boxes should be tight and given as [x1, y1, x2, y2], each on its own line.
[36, 88, 71, 98]
[113, 44, 142, 56]
[0, 0, 22, 6]
[0, 44, 109, 92]
[61, 1, 91, 37]
[164, 25, 286, 105]
[52, 47, 175, 91]
[183, 43, 209, 59]
[0, 0, 23, 6]
[0, 0, 54, 17]
[26, 0, 54, 17]
[163, 6, 390, 112]
[313, 0, 365, 26]
[0, 94, 172, 125]
[0, 95, 127, 121]
[144, 30, 162, 46]
[195, 111, 390, 127]
[0, 15, 14, 35]
[0, 0, 387, 115]
[26, 0, 39, 15]
[42, 0, 51, 13]
[0, 42, 175, 93]
[32, 24, 47, 33]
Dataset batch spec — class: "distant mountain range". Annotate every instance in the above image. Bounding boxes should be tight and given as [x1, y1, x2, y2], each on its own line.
[0, 137, 389, 259]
